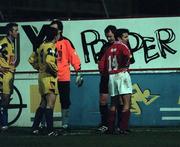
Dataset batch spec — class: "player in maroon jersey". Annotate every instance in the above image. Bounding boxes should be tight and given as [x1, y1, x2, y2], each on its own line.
[96, 25, 116, 133]
[98, 28, 132, 134]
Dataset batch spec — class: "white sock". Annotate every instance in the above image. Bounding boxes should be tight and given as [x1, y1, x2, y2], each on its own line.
[62, 109, 69, 128]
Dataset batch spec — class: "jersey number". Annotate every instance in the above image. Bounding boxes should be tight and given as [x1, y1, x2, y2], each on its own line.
[108, 55, 118, 71]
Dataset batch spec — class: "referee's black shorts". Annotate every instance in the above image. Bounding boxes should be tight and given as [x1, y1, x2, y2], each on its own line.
[99, 74, 109, 94]
[58, 81, 71, 109]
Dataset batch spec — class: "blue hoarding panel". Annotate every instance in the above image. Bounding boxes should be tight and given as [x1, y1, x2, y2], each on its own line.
[70, 73, 180, 126]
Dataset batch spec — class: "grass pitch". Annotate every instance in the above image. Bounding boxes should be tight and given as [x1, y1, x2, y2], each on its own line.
[0, 127, 180, 147]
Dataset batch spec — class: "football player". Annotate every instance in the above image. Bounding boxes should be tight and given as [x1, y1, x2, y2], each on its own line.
[98, 29, 132, 134]
[29, 26, 59, 136]
[50, 20, 82, 131]
[96, 25, 117, 133]
[0, 23, 18, 131]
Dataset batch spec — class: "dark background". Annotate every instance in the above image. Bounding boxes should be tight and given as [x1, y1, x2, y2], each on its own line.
[0, 0, 180, 22]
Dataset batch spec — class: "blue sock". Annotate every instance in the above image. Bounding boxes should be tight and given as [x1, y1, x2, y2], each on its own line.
[0, 107, 8, 126]
[0, 107, 3, 126]
[32, 107, 45, 130]
[45, 108, 53, 132]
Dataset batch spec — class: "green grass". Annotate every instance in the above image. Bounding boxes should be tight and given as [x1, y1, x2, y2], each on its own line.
[0, 127, 180, 147]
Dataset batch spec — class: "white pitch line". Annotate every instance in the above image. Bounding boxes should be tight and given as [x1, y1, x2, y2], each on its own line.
[160, 108, 180, 111]
[162, 116, 180, 120]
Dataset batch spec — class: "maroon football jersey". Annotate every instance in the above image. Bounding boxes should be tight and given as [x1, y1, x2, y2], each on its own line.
[98, 41, 131, 74]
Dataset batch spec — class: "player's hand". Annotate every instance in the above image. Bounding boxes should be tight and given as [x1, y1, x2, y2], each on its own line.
[0, 66, 11, 73]
[9, 66, 16, 73]
[50, 71, 57, 78]
[45, 67, 57, 78]
[75, 73, 83, 87]
[129, 54, 135, 64]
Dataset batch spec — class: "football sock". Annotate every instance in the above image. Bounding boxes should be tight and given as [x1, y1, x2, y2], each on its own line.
[32, 107, 45, 130]
[0, 108, 2, 125]
[117, 104, 123, 128]
[45, 108, 53, 132]
[0, 107, 8, 126]
[2, 108, 8, 126]
[62, 109, 69, 128]
[40, 115, 46, 128]
[108, 110, 116, 132]
[100, 104, 108, 126]
[120, 110, 130, 130]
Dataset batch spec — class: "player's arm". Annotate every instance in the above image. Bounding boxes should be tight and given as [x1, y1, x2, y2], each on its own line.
[69, 48, 83, 87]
[122, 44, 131, 57]
[28, 52, 39, 70]
[0, 65, 9, 73]
[67, 41, 81, 72]
[0, 43, 11, 71]
[0, 43, 8, 52]
[0, 66, 3, 72]
[98, 52, 107, 74]
[45, 48, 58, 77]
[127, 41, 135, 64]
[66, 40, 83, 87]
[0, 58, 10, 69]
[121, 44, 132, 67]
[97, 43, 109, 61]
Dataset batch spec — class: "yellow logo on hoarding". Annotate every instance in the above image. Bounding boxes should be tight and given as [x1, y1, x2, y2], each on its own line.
[131, 84, 159, 115]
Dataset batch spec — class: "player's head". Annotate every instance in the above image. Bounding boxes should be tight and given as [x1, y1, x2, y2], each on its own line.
[115, 28, 129, 45]
[6, 23, 19, 39]
[50, 19, 63, 33]
[104, 25, 117, 44]
[45, 26, 58, 42]
[50, 19, 63, 40]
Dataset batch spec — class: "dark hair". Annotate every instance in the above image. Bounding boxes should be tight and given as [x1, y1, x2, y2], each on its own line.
[104, 25, 117, 34]
[115, 28, 129, 39]
[45, 26, 58, 41]
[50, 19, 63, 31]
[6, 23, 18, 35]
